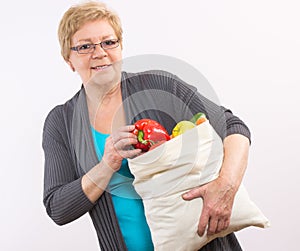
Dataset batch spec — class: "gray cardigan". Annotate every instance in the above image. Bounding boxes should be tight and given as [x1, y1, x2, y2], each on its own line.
[42, 70, 250, 250]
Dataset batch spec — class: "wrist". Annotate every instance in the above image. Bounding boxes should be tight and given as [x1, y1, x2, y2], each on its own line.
[99, 159, 116, 177]
[218, 174, 239, 194]
[101, 156, 121, 174]
[82, 161, 115, 203]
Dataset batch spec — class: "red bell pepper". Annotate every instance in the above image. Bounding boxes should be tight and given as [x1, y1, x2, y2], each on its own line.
[132, 119, 170, 152]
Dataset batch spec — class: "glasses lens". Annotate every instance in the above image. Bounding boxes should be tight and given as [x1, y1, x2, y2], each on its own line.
[102, 39, 119, 50]
[77, 44, 94, 54]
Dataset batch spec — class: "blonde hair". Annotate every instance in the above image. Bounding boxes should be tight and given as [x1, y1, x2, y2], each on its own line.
[58, 1, 123, 61]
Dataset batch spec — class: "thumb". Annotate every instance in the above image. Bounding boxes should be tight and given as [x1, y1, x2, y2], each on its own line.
[182, 186, 204, 201]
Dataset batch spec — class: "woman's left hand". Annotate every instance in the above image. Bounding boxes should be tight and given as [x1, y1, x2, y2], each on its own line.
[182, 134, 249, 236]
[182, 176, 236, 236]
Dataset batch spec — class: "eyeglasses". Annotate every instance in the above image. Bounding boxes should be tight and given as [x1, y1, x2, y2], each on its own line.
[70, 39, 120, 54]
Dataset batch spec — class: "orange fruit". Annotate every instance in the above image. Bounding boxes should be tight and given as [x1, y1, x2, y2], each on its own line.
[195, 117, 207, 125]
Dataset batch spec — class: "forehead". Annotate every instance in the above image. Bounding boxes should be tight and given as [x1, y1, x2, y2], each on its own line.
[72, 19, 116, 44]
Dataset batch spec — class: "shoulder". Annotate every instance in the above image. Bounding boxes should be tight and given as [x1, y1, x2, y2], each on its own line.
[43, 89, 81, 138]
[121, 70, 198, 107]
[122, 70, 190, 91]
[122, 69, 176, 81]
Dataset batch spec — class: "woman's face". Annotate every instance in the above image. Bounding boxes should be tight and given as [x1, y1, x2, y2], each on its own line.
[68, 19, 122, 85]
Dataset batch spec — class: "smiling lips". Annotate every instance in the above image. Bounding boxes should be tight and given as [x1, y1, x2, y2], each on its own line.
[91, 64, 112, 71]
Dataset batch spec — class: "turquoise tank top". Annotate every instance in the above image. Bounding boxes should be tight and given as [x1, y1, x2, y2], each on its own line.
[91, 127, 154, 251]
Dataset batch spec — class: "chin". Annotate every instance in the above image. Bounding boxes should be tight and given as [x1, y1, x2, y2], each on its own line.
[85, 68, 120, 89]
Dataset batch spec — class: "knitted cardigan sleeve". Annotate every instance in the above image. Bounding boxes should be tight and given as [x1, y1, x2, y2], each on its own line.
[151, 71, 250, 142]
[122, 70, 251, 142]
[42, 91, 127, 250]
[42, 105, 95, 225]
[172, 76, 251, 142]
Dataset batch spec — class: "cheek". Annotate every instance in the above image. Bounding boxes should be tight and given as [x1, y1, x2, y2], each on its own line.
[110, 50, 122, 63]
[69, 53, 90, 71]
[69, 56, 92, 83]
[74, 58, 89, 70]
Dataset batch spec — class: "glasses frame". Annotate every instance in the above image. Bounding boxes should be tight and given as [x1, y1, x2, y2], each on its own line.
[70, 39, 120, 54]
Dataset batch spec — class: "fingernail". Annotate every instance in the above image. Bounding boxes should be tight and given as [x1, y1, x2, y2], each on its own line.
[182, 193, 189, 199]
[197, 231, 204, 237]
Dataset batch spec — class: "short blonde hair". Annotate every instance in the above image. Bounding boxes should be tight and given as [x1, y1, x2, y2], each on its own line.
[58, 1, 123, 61]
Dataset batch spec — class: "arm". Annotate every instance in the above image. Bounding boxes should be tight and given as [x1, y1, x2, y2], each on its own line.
[81, 125, 141, 203]
[173, 77, 251, 235]
[43, 129, 95, 225]
[183, 133, 250, 236]
[43, 108, 140, 223]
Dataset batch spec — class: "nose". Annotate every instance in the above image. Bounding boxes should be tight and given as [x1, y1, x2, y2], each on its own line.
[92, 43, 107, 58]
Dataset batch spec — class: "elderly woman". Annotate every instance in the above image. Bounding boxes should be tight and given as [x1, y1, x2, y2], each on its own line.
[43, 1, 250, 250]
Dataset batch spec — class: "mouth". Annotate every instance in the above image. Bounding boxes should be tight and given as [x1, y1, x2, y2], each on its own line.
[91, 64, 112, 71]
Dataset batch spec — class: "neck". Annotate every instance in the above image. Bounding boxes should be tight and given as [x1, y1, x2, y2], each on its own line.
[85, 74, 121, 99]
[83, 70, 123, 131]
[86, 80, 120, 107]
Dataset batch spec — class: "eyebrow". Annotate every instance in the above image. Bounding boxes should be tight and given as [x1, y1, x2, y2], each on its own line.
[75, 35, 116, 44]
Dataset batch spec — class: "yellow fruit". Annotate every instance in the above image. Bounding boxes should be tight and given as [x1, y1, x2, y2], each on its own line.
[172, 120, 196, 138]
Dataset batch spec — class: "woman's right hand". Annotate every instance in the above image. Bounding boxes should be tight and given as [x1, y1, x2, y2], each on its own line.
[82, 125, 141, 203]
[102, 125, 142, 172]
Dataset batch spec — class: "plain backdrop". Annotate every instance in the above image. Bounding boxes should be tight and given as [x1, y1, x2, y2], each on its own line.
[1, 0, 299, 250]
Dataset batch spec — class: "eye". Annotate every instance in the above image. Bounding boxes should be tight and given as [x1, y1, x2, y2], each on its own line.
[103, 39, 117, 46]
[102, 39, 119, 49]
[77, 44, 93, 51]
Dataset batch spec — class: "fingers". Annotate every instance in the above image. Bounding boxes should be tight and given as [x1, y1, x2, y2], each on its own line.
[103, 125, 141, 169]
[110, 134, 136, 151]
[206, 217, 225, 236]
[115, 125, 135, 133]
[198, 210, 231, 236]
[185, 180, 234, 237]
[182, 186, 204, 201]
[197, 210, 209, 236]
[111, 125, 135, 146]
[217, 218, 230, 233]
[207, 217, 218, 236]
[109, 126, 140, 156]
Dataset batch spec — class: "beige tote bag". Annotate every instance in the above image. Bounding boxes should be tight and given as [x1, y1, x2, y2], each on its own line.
[128, 120, 270, 251]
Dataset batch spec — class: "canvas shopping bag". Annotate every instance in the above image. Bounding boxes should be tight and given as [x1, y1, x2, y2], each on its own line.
[128, 120, 270, 251]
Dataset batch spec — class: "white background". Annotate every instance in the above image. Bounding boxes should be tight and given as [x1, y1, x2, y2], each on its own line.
[1, 0, 299, 250]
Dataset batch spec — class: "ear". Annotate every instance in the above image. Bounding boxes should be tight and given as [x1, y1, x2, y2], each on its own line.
[67, 60, 76, 72]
